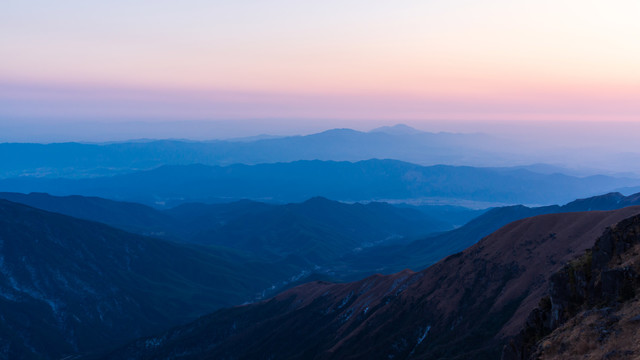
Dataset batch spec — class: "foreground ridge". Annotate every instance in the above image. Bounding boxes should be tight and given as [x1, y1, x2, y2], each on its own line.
[106, 207, 640, 360]
[504, 214, 640, 359]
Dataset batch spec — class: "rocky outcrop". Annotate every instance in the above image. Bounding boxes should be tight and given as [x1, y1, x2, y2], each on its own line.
[502, 214, 640, 359]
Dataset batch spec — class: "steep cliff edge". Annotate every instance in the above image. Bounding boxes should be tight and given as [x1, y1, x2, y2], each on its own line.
[503, 214, 640, 359]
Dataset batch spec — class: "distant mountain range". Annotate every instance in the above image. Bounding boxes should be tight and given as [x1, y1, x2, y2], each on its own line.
[104, 207, 640, 360]
[1, 159, 638, 207]
[0, 125, 515, 179]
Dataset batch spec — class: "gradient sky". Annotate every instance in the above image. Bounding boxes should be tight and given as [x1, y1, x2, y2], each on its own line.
[1, 0, 639, 126]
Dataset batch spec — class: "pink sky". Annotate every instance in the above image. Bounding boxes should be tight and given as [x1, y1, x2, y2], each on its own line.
[1, 1, 639, 124]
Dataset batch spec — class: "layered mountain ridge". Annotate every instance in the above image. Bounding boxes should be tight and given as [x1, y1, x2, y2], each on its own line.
[1, 159, 637, 207]
[0, 192, 445, 269]
[0, 127, 507, 179]
[3, 191, 640, 359]
[335, 192, 640, 277]
[105, 206, 640, 360]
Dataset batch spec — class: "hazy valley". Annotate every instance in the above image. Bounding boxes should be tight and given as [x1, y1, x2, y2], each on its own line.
[4, 0, 640, 357]
[1, 123, 640, 359]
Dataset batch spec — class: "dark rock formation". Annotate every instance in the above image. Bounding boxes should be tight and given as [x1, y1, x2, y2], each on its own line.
[502, 214, 640, 359]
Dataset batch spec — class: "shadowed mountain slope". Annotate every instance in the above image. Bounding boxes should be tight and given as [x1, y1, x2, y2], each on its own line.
[334, 192, 640, 278]
[0, 192, 447, 265]
[187, 196, 446, 263]
[5, 191, 639, 284]
[0, 200, 297, 360]
[105, 206, 640, 360]
[560, 191, 640, 212]
[0, 191, 177, 237]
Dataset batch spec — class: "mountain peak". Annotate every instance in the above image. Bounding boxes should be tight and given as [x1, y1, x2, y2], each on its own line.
[301, 196, 336, 205]
[313, 128, 363, 136]
[369, 124, 423, 135]
[561, 191, 628, 211]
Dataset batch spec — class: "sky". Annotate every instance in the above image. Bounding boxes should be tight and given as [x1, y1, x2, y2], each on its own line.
[1, 0, 639, 137]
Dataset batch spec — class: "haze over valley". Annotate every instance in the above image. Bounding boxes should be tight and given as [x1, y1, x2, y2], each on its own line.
[2, 1, 640, 359]
[2, 122, 640, 358]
